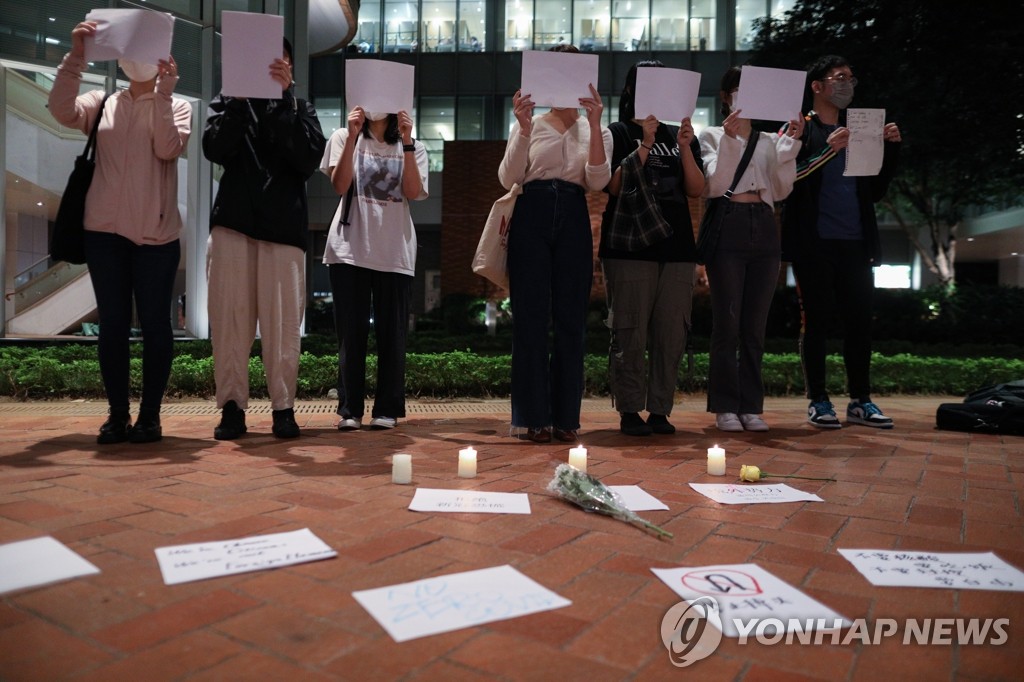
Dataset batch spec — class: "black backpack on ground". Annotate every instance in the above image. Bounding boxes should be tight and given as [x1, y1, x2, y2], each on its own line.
[935, 380, 1024, 435]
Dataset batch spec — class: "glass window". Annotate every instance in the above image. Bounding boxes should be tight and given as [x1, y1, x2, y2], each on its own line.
[612, 0, 651, 52]
[504, 0, 533, 50]
[574, 0, 609, 52]
[423, 0, 457, 52]
[691, 98, 713, 136]
[456, 96, 485, 139]
[313, 96, 344, 137]
[534, 0, 571, 49]
[735, 0, 765, 50]
[690, 0, 716, 50]
[356, 0, 382, 52]
[383, 0, 420, 53]
[457, 0, 487, 51]
[416, 97, 455, 171]
[651, 0, 687, 51]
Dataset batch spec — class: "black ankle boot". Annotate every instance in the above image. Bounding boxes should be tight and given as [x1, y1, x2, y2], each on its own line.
[129, 409, 163, 443]
[214, 400, 247, 440]
[272, 408, 300, 439]
[97, 409, 132, 444]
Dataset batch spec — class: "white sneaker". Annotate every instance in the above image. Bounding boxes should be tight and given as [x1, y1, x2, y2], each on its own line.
[739, 414, 769, 432]
[716, 413, 744, 432]
[337, 417, 361, 431]
[369, 416, 398, 430]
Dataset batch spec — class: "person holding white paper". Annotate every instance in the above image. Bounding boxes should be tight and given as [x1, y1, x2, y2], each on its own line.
[320, 106, 428, 431]
[781, 55, 902, 430]
[498, 44, 612, 443]
[203, 38, 326, 440]
[599, 60, 705, 437]
[699, 66, 804, 433]
[48, 20, 191, 445]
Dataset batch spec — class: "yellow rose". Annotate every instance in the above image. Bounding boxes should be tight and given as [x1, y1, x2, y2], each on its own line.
[739, 464, 762, 482]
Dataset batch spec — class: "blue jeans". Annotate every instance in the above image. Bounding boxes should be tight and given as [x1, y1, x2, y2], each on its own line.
[84, 231, 180, 413]
[705, 202, 780, 415]
[507, 179, 593, 431]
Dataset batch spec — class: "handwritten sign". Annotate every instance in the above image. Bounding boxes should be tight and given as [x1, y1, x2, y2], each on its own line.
[154, 528, 337, 585]
[0, 537, 100, 595]
[843, 108, 885, 176]
[652, 563, 848, 637]
[352, 565, 571, 642]
[607, 485, 669, 511]
[839, 549, 1024, 591]
[689, 483, 823, 505]
[409, 489, 531, 514]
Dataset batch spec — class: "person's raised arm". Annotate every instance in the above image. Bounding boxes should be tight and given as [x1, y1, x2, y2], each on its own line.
[329, 107, 364, 196]
[677, 117, 704, 198]
[398, 110, 427, 200]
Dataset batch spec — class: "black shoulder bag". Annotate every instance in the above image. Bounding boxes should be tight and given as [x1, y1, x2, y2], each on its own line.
[51, 91, 113, 265]
[695, 131, 760, 265]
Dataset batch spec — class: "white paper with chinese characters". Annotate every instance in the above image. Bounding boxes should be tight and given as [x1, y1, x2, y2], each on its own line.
[839, 549, 1024, 591]
[689, 483, 823, 505]
[353, 564, 571, 642]
[843, 108, 885, 176]
[652, 563, 848, 637]
[154, 528, 336, 585]
[409, 488, 531, 514]
[0, 537, 100, 595]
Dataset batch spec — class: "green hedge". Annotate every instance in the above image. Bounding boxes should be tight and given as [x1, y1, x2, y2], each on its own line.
[0, 347, 1020, 400]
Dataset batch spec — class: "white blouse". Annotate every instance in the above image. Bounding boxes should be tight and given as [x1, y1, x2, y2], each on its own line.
[699, 127, 801, 206]
[498, 115, 613, 192]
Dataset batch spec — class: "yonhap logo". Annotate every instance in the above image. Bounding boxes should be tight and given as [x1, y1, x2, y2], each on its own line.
[659, 596, 723, 667]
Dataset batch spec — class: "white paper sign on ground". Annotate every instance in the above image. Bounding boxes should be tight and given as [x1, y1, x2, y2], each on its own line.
[689, 483, 823, 505]
[409, 489, 531, 514]
[353, 564, 571, 642]
[521, 50, 599, 109]
[84, 9, 175, 65]
[154, 528, 336, 585]
[221, 11, 284, 99]
[346, 60, 415, 115]
[733, 65, 806, 122]
[0, 537, 100, 595]
[635, 67, 701, 123]
[652, 563, 848, 637]
[608, 485, 669, 511]
[843, 108, 885, 177]
[839, 549, 1024, 591]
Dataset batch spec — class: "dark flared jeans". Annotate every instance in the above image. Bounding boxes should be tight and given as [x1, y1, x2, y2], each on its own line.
[84, 231, 180, 414]
[507, 179, 593, 431]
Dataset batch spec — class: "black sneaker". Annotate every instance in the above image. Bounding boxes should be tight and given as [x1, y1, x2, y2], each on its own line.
[620, 412, 652, 436]
[647, 413, 676, 435]
[97, 410, 132, 444]
[129, 410, 162, 443]
[272, 408, 300, 439]
[214, 400, 247, 440]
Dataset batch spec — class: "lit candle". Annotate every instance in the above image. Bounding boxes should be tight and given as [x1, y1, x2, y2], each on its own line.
[707, 445, 726, 476]
[568, 445, 588, 473]
[458, 447, 477, 478]
[392, 454, 412, 484]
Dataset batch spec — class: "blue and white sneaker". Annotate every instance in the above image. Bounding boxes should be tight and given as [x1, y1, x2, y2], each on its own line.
[847, 401, 894, 429]
[808, 400, 842, 429]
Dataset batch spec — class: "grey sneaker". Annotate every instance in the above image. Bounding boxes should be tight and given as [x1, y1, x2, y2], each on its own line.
[739, 414, 769, 432]
[369, 416, 398, 430]
[716, 413, 744, 432]
[808, 401, 842, 429]
[337, 417, 361, 431]
[847, 401, 894, 429]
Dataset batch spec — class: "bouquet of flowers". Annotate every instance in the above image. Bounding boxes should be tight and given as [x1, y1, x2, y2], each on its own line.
[546, 463, 673, 539]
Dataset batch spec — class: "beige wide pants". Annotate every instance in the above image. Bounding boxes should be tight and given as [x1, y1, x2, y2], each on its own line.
[207, 226, 305, 411]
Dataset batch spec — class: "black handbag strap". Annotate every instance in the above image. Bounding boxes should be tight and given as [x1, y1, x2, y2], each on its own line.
[83, 91, 114, 161]
[722, 131, 760, 198]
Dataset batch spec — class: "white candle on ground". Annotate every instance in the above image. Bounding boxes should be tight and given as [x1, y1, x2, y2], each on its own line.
[568, 445, 588, 473]
[458, 447, 477, 478]
[392, 454, 412, 484]
[707, 445, 726, 476]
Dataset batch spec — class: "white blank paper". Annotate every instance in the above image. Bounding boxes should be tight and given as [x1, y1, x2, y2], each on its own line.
[733, 65, 806, 122]
[346, 60, 415, 115]
[84, 9, 175, 65]
[635, 67, 701, 123]
[0, 537, 100, 595]
[521, 50, 599, 109]
[221, 11, 284, 99]
[607, 485, 669, 511]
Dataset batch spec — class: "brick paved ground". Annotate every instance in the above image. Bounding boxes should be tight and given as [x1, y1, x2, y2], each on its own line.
[1, 396, 1022, 681]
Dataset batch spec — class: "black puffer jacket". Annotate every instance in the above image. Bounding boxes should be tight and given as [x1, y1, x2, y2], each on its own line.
[203, 88, 326, 250]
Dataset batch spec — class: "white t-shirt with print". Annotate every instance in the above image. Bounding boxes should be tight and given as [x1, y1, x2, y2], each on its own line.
[320, 128, 429, 276]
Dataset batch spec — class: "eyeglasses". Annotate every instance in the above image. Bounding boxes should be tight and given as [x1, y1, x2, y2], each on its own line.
[823, 74, 858, 86]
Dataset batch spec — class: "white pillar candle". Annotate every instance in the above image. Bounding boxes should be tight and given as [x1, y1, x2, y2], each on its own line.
[392, 454, 412, 484]
[568, 445, 588, 473]
[458, 447, 477, 478]
[707, 445, 726, 476]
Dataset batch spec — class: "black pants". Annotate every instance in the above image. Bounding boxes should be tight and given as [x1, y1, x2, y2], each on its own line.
[792, 239, 874, 403]
[329, 263, 411, 419]
[84, 231, 180, 413]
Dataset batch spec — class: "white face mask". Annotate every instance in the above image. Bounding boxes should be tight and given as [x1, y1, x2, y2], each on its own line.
[364, 111, 389, 121]
[730, 91, 740, 113]
[119, 59, 159, 82]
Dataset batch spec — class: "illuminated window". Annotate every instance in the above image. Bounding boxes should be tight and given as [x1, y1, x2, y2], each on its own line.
[874, 265, 912, 289]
